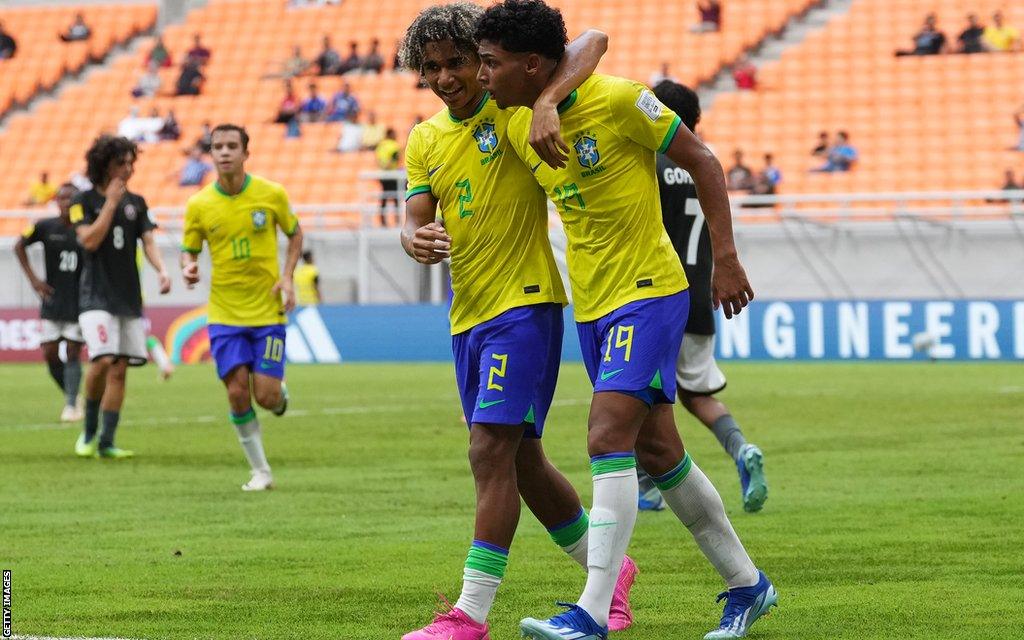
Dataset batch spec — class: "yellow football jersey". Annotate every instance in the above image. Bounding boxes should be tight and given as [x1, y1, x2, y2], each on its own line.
[182, 174, 299, 326]
[406, 93, 567, 335]
[294, 263, 320, 305]
[506, 74, 688, 323]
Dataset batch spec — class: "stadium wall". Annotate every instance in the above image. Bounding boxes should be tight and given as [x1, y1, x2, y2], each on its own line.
[2, 300, 1022, 363]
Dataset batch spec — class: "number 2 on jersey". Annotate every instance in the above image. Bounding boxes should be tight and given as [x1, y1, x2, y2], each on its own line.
[456, 178, 474, 218]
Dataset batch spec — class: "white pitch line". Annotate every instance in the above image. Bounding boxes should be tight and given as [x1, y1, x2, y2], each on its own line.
[0, 397, 594, 434]
[12, 636, 142, 640]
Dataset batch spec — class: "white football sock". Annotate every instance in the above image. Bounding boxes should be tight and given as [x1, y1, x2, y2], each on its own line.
[662, 459, 758, 588]
[233, 412, 271, 473]
[577, 469, 638, 627]
[455, 568, 501, 625]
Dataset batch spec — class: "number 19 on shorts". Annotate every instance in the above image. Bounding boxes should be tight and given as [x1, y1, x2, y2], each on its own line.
[263, 336, 284, 362]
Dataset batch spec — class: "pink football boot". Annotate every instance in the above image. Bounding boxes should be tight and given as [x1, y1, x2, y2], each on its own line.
[608, 554, 638, 632]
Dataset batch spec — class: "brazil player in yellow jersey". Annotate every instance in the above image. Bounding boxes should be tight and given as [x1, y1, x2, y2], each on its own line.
[476, 2, 775, 639]
[398, 5, 637, 640]
[180, 124, 303, 492]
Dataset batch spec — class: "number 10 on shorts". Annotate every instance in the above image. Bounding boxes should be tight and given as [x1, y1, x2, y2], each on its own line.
[263, 336, 284, 362]
[603, 325, 634, 363]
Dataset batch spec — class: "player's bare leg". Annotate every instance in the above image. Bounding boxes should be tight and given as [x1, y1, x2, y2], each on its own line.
[252, 372, 287, 416]
[517, 438, 638, 631]
[224, 366, 272, 491]
[681, 392, 767, 512]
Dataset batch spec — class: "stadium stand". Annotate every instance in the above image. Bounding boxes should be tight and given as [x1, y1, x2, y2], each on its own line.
[0, 0, 817, 226]
[699, 0, 1024, 194]
[0, 4, 157, 118]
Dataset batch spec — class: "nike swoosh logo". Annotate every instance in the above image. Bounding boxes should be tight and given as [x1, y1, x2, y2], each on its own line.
[478, 399, 505, 409]
[599, 368, 624, 381]
[530, 161, 543, 173]
[259, 361, 275, 370]
[590, 521, 617, 528]
[428, 164, 444, 177]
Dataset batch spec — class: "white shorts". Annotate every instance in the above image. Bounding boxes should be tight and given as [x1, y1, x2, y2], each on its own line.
[79, 310, 148, 366]
[675, 333, 727, 395]
[40, 319, 84, 344]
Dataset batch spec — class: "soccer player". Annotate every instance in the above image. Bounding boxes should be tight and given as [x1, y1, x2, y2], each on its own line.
[636, 81, 768, 514]
[15, 183, 85, 422]
[72, 135, 171, 459]
[294, 249, 320, 306]
[180, 124, 301, 492]
[398, 5, 635, 640]
[475, 2, 776, 639]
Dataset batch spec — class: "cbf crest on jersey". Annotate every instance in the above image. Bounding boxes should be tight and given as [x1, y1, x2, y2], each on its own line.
[251, 209, 268, 231]
[473, 120, 498, 154]
[574, 131, 605, 177]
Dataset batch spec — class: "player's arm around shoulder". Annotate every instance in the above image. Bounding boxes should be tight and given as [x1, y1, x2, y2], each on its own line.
[663, 122, 753, 319]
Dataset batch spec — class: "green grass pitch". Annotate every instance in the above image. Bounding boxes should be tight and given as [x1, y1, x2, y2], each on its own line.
[1, 361, 1022, 639]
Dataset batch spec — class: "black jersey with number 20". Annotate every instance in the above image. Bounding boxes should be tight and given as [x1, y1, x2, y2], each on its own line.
[70, 189, 156, 318]
[657, 154, 715, 335]
[20, 217, 81, 322]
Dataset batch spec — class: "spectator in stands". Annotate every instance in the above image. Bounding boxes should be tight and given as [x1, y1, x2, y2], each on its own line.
[957, 14, 986, 54]
[196, 121, 213, 153]
[391, 39, 402, 71]
[300, 82, 327, 122]
[187, 33, 211, 66]
[158, 110, 180, 141]
[118, 106, 162, 143]
[1014, 105, 1024, 151]
[726, 149, 754, 192]
[315, 35, 341, 75]
[146, 35, 172, 68]
[983, 11, 1021, 53]
[175, 58, 204, 96]
[362, 38, 385, 74]
[335, 118, 363, 152]
[757, 153, 782, 194]
[649, 62, 679, 88]
[0, 21, 16, 60]
[691, 1, 721, 33]
[732, 55, 757, 90]
[812, 131, 830, 156]
[340, 41, 362, 75]
[24, 172, 57, 206]
[283, 45, 309, 78]
[361, 111, 385, 150]
[276, 81, 301, 124]
[132, 61, 162, 98]
[896, 14, 947, 56]
[813, 131, 858, 172]
[1000, 168, 1020, 191]
[376, 128, 401, 227]
[59, 13, 92, 42]
[327, 83, 360, 122]
[177, 146, 212, 187]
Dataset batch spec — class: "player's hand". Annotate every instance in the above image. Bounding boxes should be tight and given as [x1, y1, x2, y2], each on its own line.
[411, 221, 450, 265]
[273, 278, 296, 313]
[529, 97, 570, 169]
[157, 270, 171, 294]
[711, 253, 754, 319]
[182, 262, 200, 288]
[106, 177, 127, 203]
[31, 279, 54, 300]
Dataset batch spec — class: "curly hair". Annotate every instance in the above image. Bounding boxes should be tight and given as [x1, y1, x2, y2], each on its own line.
[85, 135, 138, 187]
[653, 81, 701, 132]
[475, 0, 567, 61]
[399, 2, 483, 72]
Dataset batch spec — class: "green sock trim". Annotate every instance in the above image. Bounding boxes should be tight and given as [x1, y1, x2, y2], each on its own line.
[548, 510, 588, 548]
[654, 453, 693, 491]
[465, 545, 508, 578]
[591, 454, 637, 477]
[230, 409, 256, 425]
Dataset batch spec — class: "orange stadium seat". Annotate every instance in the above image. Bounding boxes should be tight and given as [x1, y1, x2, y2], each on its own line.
[0, 0, 819, 218]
